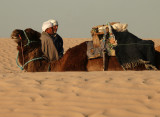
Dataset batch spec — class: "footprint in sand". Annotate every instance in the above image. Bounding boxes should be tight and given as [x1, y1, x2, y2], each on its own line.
[155, 115, 160, 117]
[72, 90, 80, 96]
[30, 97, 36, 102]
[9, 108, 15, 112]
[157, 91, 160, 94]
[142, 79, 148, 84]
[147, 95, 152, 100]
[127, 78, 133, 81]
[105, 78, 112, 83]
[56, 78, 64, 81]
[82, 113, 89, 117]
[56, 88, 63, 93]
[35, 80, 43, 85]
[84, 79, 88, 82]
[39, 94, 45, 98]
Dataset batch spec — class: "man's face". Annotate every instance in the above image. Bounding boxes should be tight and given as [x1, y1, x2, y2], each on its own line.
[52, 25, 58, 33]
[46, 25, 58, 35]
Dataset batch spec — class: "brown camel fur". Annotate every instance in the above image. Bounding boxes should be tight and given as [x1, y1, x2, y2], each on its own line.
[11, 28, 160, 72]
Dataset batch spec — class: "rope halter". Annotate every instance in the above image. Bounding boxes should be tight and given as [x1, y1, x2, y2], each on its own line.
[16, 30, 43, 70]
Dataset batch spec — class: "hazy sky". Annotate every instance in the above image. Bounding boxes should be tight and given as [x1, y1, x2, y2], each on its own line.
[0, 0, 160, 38]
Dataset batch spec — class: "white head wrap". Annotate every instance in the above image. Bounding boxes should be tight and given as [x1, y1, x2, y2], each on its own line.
[42, 21, 53, 32]
[48, 19, 58, 26]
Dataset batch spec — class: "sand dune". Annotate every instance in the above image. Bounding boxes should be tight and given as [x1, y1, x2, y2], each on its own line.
[0, 38, 160, 117]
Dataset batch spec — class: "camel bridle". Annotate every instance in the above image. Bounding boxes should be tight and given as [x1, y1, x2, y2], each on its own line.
[16, 30, 44, 70]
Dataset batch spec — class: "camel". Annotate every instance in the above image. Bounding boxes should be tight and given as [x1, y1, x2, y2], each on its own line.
[11, 28, 160, 72]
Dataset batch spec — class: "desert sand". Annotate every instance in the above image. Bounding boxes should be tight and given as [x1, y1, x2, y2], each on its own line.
[0, 38, 160, 117]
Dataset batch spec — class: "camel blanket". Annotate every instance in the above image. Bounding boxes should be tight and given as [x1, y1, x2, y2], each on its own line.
[87, 41, 103, 59]
[114, 30, 157, 70]
[87, 40, 116, 59]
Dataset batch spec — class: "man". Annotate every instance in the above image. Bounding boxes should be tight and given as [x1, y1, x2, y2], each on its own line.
[40, 19, 64, 61]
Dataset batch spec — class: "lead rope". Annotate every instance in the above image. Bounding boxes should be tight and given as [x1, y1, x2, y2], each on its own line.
[16, 51, 44, 70]
[19, 34, 25, 66]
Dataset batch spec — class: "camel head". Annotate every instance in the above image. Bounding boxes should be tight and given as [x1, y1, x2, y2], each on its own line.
[11, 28, 41, 50]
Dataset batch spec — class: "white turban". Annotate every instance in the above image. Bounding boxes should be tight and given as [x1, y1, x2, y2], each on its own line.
[42, 21, 53, 32]
[48, 19, 58, 26]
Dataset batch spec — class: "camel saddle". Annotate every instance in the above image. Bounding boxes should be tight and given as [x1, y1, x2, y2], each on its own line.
[87, 40, 116, 59]
[87, 22, 120, 59]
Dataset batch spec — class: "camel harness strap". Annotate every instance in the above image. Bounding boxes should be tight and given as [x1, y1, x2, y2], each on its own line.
[16, 51, 44, 70]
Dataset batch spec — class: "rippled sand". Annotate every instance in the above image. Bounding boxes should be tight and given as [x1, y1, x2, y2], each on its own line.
[0, 38, 160, 117]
